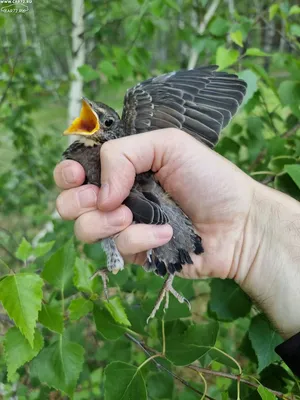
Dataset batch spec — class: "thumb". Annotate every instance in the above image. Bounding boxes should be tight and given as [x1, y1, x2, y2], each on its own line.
[97, 128, 180, 211]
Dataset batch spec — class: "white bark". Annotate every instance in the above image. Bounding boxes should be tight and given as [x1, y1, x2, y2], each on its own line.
[226, 0, 235, 44]
[187, 0, 220, 70]
[17, 14, 27, 45]
[31, 0, 86, 247]
[68, 0, 85, 144]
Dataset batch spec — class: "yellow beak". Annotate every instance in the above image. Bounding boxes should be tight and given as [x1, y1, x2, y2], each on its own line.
[63, 98, 100, 136]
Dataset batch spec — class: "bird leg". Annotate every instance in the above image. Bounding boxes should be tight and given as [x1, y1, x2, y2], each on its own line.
[147, 274, 191, 323]
[90, 268, 110, 301]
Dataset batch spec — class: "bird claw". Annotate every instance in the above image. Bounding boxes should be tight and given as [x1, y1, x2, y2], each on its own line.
[147, 274, 191, 323]
[90, 268, 110, 301]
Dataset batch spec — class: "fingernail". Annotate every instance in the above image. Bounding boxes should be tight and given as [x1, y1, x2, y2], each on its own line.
[98, 183, 109, 204]
[78, 188, 97, 208]
[62, 166, 75, 184]
[107, 208, 126, 226]
[154, 225, 173, 240]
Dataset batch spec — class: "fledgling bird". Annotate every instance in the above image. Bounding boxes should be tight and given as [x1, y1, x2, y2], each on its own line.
[62, 65, 247, 319]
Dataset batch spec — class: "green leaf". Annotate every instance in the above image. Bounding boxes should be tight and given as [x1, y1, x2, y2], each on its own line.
[4, 328, 43, 381]
[147, 367, 174, 399]
[269, 4, 279, 20]
[69, 297, 93, 321]
[15, 238, 32, 261]
[209, 17, 229, 37]
[284, 164, 300, 189]
[209, 279, 252, 321]
[291, 24, 300, 37]
[245, 48, 270, 57]
[104, 297, 131, 327]
[238, 69, 258, 105]
[289, 5, 300, 16]
[249, 314, 282, 372]
[93, 304, 127, 340]
[165, 0, 180, 12]
[204, 348, 240, 370]
[166, 321, 219, 365]
[32, 241, 55, 258]
[142, 294, 191, 322]
[216, 47, 239, 70]
[275, 173, 300, 200]
[230, 30, 243, 47]
[0, 273, 43, 347]
[83, 243, 106, 263]
[268, 156, 297, 173]
[73, 257, 95, 294]
[98, 60, 118, 79]
[38, 303, 64, 334]
[77, 64, 99, 82]
[42, 238, 75, 292]
[31, 336, 84, 397]
[258, 384, 276, 400]
[105, 361, 147, 400]
[278, 80, 300, 106]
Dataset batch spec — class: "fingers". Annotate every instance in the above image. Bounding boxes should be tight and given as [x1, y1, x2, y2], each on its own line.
[115, 224, 173, 256]
[98, 128, 187, 211]
[53, 160, 86, 189]
[74, 206, 133, 243]
[56, 185, 99, 220]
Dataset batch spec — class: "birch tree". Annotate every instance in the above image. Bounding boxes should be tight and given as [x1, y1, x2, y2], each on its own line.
[67, 0, 85, 144]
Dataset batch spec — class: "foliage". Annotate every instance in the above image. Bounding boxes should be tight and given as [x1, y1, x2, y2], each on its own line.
[0, 0, 300, 398]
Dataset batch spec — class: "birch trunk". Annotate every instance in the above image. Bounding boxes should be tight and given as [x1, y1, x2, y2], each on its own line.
[67, 0, 85, 144]
[32, 0, 86, 247]
[187, 0, 220, 70]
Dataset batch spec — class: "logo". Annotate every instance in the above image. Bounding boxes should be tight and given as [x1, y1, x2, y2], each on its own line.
[0, 0, 32, 14]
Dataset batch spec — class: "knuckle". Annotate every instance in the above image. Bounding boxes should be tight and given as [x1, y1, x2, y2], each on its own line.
[116, 231, 132, 254]
[55, 193, 67, 219]
[74, 215, 94, 243]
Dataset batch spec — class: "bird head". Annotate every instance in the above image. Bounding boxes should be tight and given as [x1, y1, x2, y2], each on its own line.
[63, 97, 121, 143]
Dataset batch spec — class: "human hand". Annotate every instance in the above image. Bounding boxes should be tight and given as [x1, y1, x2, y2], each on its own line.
[54, 129, 254, 281]
[54, 128, 300, 338]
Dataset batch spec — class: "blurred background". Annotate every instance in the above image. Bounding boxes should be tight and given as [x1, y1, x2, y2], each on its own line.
[0, 0, 299, 398]
[0, 0, 299, 259]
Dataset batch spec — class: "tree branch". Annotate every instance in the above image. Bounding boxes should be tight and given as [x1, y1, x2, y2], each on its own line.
[124, 333, 215, 400]
[188, 365, 293, 399]
[125, 333, 295, 400]
[281, 123, 300, 139]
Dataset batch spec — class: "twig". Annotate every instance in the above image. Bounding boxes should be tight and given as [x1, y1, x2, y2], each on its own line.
[259, 92, 279, 136]
[0, 50, 21, 109]
[281, 123, 300, 139]
[125, 333, 295, 399]
[261, 175, 276, 185]
[188, 366, 292, 399]
[124, 333, 215, 400]
[0, 244, 22, 264]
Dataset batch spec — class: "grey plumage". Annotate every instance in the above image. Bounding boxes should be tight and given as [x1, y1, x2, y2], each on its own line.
[62, 65, 247, 281]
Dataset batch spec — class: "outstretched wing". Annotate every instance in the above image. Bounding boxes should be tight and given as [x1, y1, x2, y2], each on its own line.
[121, 65, 247, 148]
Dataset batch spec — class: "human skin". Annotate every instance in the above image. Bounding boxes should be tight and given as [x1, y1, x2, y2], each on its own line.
[54, 128, 300, 339]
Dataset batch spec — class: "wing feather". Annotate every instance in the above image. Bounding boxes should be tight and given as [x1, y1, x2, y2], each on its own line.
[121, 65, 247, 148]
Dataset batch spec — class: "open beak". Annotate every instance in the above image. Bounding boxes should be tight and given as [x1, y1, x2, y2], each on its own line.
[63, 98, 100, 136]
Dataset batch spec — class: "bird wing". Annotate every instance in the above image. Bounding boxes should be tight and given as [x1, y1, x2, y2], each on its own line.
[124, 188, 169, 225]
[121, 65, 247, 147]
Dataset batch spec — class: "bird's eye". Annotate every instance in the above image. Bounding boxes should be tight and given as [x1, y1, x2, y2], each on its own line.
[104, 118, 114, 128]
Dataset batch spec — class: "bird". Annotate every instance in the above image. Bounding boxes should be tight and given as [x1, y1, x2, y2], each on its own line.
[62, 65, 247, 320]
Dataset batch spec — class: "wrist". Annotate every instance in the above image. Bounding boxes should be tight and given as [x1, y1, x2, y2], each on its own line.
[235, 181, 300, 339]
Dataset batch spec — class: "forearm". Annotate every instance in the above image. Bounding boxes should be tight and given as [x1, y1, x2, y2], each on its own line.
[236, 181, 300, 339]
